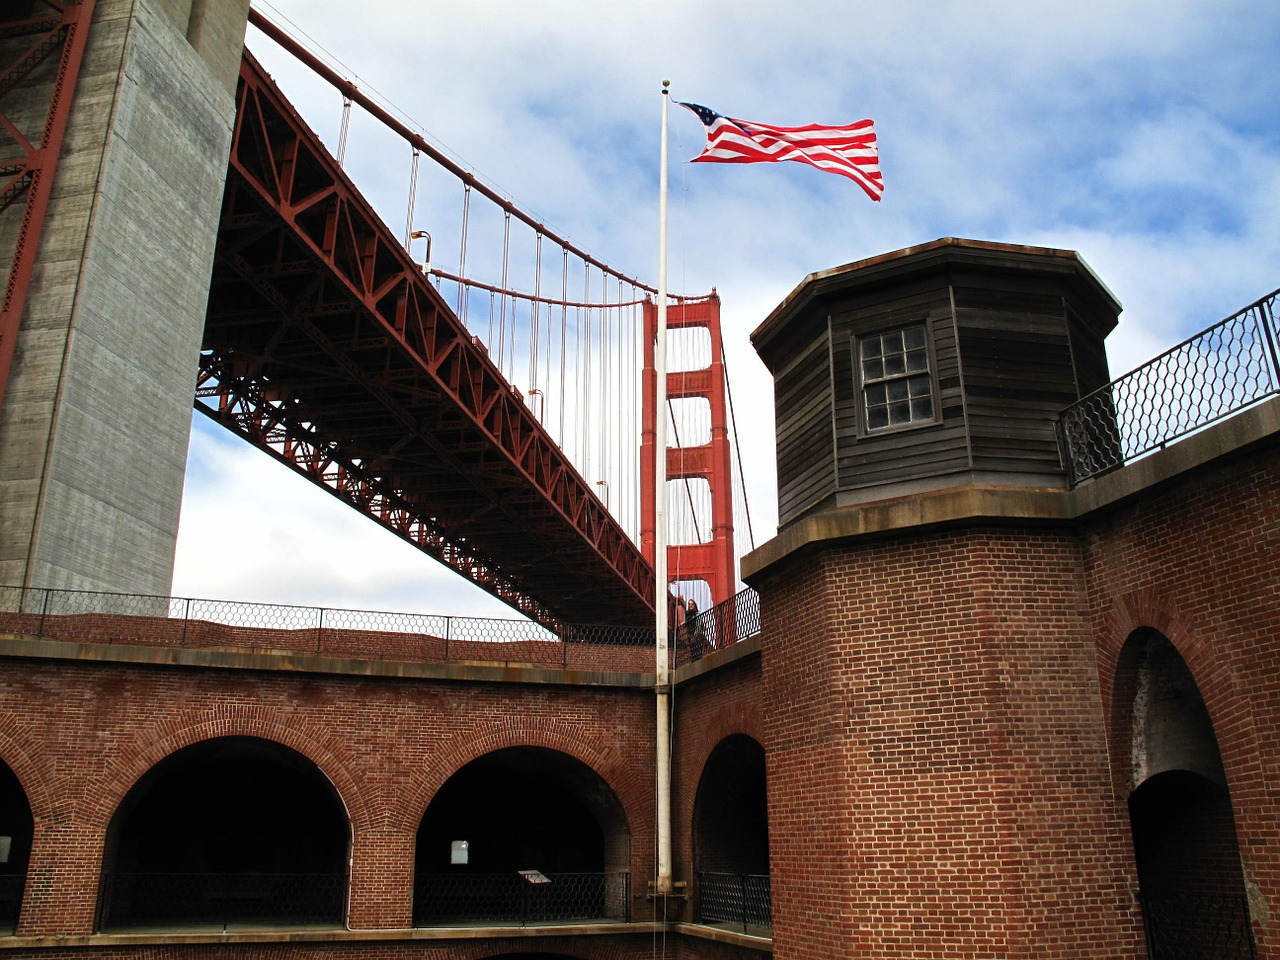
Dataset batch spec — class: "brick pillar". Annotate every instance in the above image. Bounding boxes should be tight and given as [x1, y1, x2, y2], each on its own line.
[18, 819, 102, 935]
[346, 825, 415, 928]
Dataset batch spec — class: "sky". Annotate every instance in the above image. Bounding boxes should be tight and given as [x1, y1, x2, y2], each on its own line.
[172, 0, 1280, 618]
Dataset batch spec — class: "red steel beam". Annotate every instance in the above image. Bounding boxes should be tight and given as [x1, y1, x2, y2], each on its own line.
[0, 0, 95, 408]
[201, 53, 654, 627]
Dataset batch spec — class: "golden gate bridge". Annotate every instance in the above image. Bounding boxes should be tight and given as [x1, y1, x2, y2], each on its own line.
[188, 10, 752, 628]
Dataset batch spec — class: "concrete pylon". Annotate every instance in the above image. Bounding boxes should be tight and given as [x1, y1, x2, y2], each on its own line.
[0, 0, 250, 595]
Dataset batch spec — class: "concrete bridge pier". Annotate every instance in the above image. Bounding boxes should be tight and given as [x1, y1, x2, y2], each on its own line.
[0, 0, 250, 595]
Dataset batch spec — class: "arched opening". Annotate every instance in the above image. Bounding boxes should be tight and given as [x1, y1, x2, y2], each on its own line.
[1117, 631, 1255, 959]
[692, 734, 769, 930]
[99, 737, 349, 931]
[0, 760, 33, 935]
[414, 746, 630, 926]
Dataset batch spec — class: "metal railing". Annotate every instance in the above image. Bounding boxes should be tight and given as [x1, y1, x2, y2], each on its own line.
[0, 584, 764, 672]
[696, 872, 771, 932]
[1058, 288, 1280, 485]
[675, 587, 761, 666]
[413, 871, 629, 926]
[98, 871, 346, 931]
[0, 874, 22, 934]
[0, 585, 652, 671]
[1139, 892, 1257, 960]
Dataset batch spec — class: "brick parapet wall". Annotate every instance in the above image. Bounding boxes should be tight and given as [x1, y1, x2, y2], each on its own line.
[1083, 437, 1280, 957]
[0, 611, 656, 674]
[754, 526, 1140, 960]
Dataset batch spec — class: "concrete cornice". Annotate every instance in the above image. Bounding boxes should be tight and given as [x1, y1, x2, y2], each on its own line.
[0, 635, 655, 689]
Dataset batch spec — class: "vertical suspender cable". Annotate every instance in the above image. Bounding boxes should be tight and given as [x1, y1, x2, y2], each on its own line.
[403, 148, 420, 248]
[457, 184, 471, 323]
[559, 250, 569, 445]
[336, 96, 352, 166]
[498, 211, 511, 370]
[531, 233, 543, 394]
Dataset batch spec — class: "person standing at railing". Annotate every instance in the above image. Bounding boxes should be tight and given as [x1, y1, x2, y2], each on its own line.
[685, 600, 708, 660]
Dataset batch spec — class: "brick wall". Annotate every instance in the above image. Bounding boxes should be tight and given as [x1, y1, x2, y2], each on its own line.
[0, 661, 655, 935]
[1085, 437, 1280, 958]
[755, 527, 1140, 960]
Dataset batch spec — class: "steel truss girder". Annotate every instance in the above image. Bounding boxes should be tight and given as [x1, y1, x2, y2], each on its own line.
[200, 52, 654, 626]
[0, 0, 95, 408]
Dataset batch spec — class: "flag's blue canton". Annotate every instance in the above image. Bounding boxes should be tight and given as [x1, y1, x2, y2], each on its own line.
[678, 102, 721, 127]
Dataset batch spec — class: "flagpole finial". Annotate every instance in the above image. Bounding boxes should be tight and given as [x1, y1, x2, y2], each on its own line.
[662, 80, 670, 95]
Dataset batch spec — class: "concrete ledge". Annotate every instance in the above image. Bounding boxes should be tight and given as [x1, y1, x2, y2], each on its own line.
[672, 922, 773, 951]
[742, 396, 1280, 582]
[0, 922, 769, 953]
[674, 634, 761, 685]
[0, 634, 655, 689]
[0, 922, 661, 948]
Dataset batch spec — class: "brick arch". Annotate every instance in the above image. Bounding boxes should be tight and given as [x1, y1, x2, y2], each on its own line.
[676, 701, 762, 840]
[0, 722, 55, 822]
[687, 703, 763, 787]
[396, 715, 640, 836]
[84, 705, 371, 833]
[1098, 587, 1257, 801]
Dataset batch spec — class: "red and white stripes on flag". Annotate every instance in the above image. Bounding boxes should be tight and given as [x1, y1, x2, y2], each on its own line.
[677, 102, 883, 202]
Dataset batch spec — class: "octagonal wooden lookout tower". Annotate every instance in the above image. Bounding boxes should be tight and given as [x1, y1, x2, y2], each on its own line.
[751, 237, 1122, 527]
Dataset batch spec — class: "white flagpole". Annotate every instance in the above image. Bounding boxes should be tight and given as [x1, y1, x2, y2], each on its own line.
[654, 79, 673, 900]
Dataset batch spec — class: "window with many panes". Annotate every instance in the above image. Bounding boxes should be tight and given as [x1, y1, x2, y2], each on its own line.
[858, 324, 934, 431]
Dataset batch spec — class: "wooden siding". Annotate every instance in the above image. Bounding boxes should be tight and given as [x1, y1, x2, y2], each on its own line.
[829, 282, 970, 491]
[952, 282, 1077, 475]
[775, 330, 836, 525]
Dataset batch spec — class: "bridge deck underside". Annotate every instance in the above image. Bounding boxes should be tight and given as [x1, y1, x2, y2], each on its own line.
[197, 52, 653, 627]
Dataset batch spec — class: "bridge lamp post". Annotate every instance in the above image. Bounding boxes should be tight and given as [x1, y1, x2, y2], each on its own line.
[410, 229, 432, 275]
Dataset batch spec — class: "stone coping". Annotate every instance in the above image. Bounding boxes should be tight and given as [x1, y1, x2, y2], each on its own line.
[0, 634, 656, 689]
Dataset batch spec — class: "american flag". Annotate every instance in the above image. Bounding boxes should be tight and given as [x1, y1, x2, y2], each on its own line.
[677, 102, 883, 202]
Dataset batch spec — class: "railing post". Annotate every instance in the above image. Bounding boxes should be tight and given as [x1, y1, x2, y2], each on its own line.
[180, 598, 190, 647]
[1258, 298, 1280, 390]
[38, 589, 50, 639]
[444, 616, 451, 661]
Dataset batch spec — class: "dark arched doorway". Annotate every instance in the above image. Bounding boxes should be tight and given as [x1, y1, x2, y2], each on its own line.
[1117, 631, 1255, 959]
[99, 737, 349, 931]
[414, 746, 630, 926]
[0, 760, 33, 934]
[692, 734, 769, 930]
